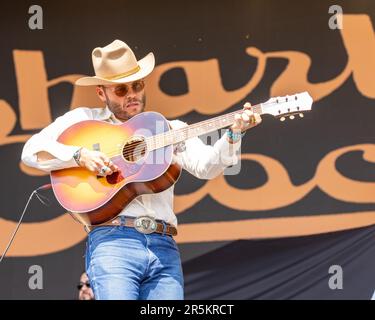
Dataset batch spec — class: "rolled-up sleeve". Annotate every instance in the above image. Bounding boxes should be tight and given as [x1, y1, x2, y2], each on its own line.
[21, 107, 93, 172]
[170, 120, 241, 180]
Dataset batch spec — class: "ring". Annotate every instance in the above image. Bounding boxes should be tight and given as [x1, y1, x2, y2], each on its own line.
[100, 166, 109, 175]
[250, 116, 256, 124]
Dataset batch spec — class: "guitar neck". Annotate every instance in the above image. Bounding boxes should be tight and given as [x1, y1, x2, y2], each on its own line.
[146, 103, 263, 151]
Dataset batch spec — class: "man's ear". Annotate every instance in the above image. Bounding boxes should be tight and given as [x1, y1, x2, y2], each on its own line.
[96, 86, 106, 103]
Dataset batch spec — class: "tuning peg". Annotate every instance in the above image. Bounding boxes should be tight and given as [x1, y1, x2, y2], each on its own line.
[280, 117, 286, 122]
[289, 115, 295, 120]
[299, 113, 304, 118]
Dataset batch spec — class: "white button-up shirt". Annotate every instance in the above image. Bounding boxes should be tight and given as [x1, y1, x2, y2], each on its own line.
[21, 106, 241, 227]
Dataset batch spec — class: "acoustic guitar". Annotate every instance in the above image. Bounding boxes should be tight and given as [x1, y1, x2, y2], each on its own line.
[50, 92, 313, 226]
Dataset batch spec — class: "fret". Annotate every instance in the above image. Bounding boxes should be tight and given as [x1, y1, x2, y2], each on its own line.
[148, 103, 263, 151]
[166, 135, 173, 145]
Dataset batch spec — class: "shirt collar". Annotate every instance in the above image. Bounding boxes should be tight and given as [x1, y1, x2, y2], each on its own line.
[99, 106, 122, 123]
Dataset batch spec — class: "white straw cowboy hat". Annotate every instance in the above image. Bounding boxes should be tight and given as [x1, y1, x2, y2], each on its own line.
[75, 39, 155, 86]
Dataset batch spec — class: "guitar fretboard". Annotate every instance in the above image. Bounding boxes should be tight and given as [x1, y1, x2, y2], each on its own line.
[146, 104, 262, 151]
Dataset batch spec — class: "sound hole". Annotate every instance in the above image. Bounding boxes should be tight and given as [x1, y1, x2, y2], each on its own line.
[122, 137, 147, 162]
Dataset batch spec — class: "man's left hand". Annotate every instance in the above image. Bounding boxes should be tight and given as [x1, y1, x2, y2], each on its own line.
[229, 102, 262, 134]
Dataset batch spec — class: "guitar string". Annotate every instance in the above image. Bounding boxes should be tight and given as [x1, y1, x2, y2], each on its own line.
[105, 109, 247, 159]
[107, 98, 305, 159]
[106, 105, 264, 159]
[108, 112, 240, 158]
[94, 98, 302, 159]
[106, 100, 302, 159]
[103, 109, 242, 159]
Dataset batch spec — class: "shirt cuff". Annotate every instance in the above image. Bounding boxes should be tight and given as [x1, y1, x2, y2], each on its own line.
[25, 140, 81, 168]
[213, 133, 241, 165]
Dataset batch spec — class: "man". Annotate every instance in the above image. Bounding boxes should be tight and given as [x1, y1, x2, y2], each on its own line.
[78, 272, 95, 300]
[21, 40, 261, 300]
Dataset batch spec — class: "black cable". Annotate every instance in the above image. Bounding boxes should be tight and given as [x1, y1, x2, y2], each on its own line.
[0, 184, 52, 263]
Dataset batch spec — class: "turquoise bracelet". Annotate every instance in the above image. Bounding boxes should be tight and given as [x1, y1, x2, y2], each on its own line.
[226, 129, 245, 141]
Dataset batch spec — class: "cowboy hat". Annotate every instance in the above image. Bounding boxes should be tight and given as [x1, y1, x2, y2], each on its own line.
[75, 39, 155, 86]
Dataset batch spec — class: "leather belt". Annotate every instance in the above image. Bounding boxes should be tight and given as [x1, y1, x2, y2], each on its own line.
[86, 216, 177, 237]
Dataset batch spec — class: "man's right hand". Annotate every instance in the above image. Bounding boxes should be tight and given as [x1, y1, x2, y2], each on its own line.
[78, 148, 119, 176]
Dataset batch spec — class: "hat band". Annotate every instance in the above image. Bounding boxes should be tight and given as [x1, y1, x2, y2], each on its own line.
[104, 65, 141, 80]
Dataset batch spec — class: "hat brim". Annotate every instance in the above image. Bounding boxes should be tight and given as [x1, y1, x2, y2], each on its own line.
[75, 52, 155, 86]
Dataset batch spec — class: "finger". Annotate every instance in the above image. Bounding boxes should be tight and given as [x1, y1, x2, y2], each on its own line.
[100, 166, 113, 176]
[100, 155, 118, 172]
[243, 102, 251, 109]
[93, 163, 103, 175]
[99, 154, 111, 165]
[103, 165, 113, 175]
[234, 113, 242, 123]
[95, 160, 112, 175]
[106, 160, 118, 172]
[87, 165, 97, 173]
[234, 114, 242, 128]
[241, 112, 249, 123]
[248, 113, 260, 126]
[94, 159, 106, 170]
[254, 113, 262, 124]
[244, 109, 254, 118]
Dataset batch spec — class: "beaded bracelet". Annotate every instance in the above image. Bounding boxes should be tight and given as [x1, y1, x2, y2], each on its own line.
[73, 147, 83, 166]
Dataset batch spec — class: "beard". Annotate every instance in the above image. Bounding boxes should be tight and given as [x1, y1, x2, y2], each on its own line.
[106, 94, 146, 122]
[79, 292, 94, 300]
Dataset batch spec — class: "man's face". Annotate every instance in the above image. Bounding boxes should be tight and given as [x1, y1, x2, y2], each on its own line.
[78, 272, 94, 300]
[97, 80, 146, 122]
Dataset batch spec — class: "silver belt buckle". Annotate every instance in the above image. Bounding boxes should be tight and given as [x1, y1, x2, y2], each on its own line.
[134, 216, 157, 234]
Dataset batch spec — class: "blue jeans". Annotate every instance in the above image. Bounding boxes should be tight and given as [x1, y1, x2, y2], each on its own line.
[85, 223, 184, 300]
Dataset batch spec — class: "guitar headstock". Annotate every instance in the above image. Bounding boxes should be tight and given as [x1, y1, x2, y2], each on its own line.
[260, 92, 313, 121]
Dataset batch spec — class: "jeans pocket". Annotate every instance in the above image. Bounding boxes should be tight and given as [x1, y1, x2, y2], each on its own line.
[89, 226, 118, 243]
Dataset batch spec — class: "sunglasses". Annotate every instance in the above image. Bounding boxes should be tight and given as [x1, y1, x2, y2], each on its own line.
[77, 281, 91, 290]
[103, 80, 145, 97]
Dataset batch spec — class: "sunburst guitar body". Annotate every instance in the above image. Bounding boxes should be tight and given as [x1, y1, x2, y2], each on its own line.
[51, 112, 181, 226]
